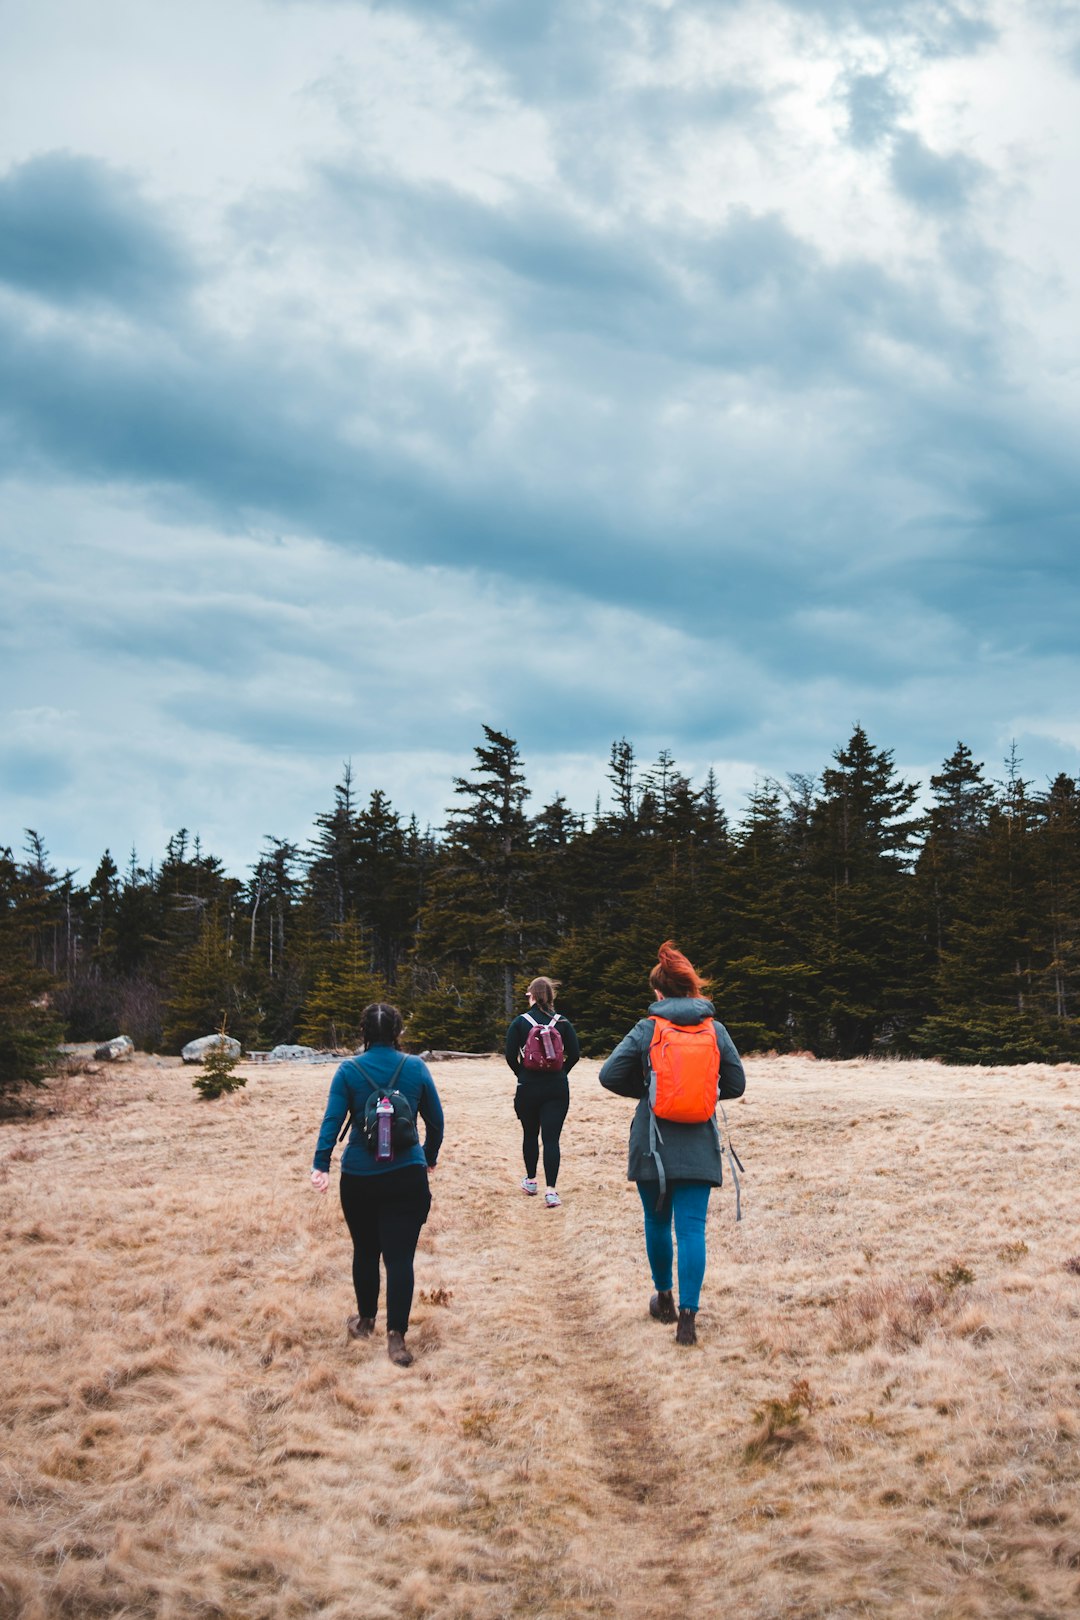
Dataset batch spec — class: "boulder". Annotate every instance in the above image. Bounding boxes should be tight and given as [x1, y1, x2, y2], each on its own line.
[182, 1034, 242, 1066]
[94, 1035, 135, 1062]
[268, 1043, 317, 1061]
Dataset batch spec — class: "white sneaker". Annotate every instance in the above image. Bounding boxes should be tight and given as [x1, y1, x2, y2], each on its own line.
[521, 1178, 538, 1196]
[544, 1189, 562, 1208]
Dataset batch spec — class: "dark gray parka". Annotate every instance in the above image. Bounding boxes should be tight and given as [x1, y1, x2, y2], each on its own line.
[599, 996, 746, 1185]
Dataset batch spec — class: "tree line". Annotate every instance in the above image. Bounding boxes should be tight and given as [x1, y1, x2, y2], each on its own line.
[3, 723, 1079, 1093]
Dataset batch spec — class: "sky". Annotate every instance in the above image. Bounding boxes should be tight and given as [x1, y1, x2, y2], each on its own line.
[2, 0, 1079, 879]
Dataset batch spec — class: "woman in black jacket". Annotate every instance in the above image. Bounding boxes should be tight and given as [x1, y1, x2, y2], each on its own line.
[504, 977, 580, 1208]
[599, 942, 745, 1345]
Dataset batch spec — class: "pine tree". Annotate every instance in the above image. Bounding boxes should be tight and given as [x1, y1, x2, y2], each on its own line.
[913, 758, 1060, 1061]
[245, 837, 304, 1044]
[353, 789, 414, 982]
[0, 846, 63, 1095]
[191, 1025, 247, 1100]
[413, 726, 532, 1032]
[800, 727, 921, 1056]
[298, 918, 386, 1048]
[917, 743, 995, 958]
[1033, 773, 1080, 1030]
[607, 738, 638, 825]
[404, 968, 493, 1052]
[711, 781, 815, 1051]
[163, 906, 262, 1053]
[306, 763, 360, 930]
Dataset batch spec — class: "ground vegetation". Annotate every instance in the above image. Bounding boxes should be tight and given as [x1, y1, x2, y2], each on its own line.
[1, 1052, 1078, 1618]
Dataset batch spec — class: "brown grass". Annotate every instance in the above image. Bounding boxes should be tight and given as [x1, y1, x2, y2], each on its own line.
[1, 1051, 1080, 1617]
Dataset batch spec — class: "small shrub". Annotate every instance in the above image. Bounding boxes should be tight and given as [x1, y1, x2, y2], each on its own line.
[933, 1261, 976, 1291]
[998, 1240, 1029, 1263]
[1064, 1257, 1080, 1277]
[192, 1034, 246, 1101]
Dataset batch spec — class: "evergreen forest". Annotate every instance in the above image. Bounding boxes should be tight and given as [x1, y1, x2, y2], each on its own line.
[3, 724, 1080, 1094]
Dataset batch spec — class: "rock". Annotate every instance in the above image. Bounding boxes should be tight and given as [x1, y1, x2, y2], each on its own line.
[182, 1034, 243, 1065]
[268, 1044, 317, 1061]
[94, 1035, 135, 1061]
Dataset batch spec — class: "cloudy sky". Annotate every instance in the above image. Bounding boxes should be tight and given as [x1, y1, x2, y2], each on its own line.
[2, 0, 1079, 877]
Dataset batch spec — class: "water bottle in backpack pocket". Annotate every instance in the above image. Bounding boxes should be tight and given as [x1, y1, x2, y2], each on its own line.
[374, 1095, 395, 1161]
[519, 1013, 565, 1072]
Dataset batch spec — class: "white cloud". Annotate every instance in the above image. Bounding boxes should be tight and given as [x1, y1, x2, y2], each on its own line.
[2, 0, 1079, 874]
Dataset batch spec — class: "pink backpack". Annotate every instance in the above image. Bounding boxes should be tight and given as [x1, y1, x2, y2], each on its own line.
[520, 1013, 565, 1072]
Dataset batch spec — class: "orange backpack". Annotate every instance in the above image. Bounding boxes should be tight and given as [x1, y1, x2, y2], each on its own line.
[647, 1016, 719, 1123]
[644, 1016, 743, 1219]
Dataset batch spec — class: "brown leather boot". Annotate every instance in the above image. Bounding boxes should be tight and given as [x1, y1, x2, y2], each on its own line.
[649, 1290, 677, 1323]
[346, 1314, 376, 1340]
[387, 1331, 414, 1367]
[676, 1308, 698, 1346]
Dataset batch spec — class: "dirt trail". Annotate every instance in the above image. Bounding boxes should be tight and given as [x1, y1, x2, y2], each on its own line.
[434, 1064, 715, 1618]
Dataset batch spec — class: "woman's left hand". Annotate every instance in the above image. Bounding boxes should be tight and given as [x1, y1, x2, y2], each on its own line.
[310, 1169, 329, 1193]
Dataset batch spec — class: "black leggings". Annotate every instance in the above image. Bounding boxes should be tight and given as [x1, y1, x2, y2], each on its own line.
[514, 1077, 570, 1186]
[339, 1165, 431, 1335]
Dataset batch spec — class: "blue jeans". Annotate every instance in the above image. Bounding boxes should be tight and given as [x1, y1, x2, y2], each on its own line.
[637, 1180, 711, 1311]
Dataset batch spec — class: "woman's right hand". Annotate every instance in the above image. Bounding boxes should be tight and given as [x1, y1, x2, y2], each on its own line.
[310, 1169, 329, 1193]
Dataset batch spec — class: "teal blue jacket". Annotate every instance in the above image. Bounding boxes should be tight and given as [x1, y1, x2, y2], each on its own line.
[312, 1046, 444, 1176]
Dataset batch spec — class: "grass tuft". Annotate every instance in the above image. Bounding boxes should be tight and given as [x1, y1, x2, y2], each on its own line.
[744, 1378, 816, 1462]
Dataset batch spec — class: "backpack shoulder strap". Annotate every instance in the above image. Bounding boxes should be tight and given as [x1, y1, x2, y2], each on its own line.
[521, 1013, 538, 1029]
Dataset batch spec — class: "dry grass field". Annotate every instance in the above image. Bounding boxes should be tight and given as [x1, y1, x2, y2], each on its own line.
[1, 1050, 1079, 1620]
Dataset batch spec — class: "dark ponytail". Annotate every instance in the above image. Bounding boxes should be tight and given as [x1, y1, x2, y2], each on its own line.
[527, 976, 559, 1011]
[361, 1002, 404, 1050]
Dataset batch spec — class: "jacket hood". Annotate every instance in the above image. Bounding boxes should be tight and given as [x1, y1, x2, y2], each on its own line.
[648, 996, 716, 1024]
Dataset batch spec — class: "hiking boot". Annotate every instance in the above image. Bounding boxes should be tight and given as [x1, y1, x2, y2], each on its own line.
[346, 1314, 376, 1340]
[521, 1177, 538, 1196]
[387, 1331, 414, 1367]
[649, 1290, 677, 1324]
[676, 1308, 698, 1347]
[544, 1189, 562, 1208]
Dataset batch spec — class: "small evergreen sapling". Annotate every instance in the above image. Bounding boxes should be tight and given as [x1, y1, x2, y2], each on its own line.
[192, 1027, 246, 1100]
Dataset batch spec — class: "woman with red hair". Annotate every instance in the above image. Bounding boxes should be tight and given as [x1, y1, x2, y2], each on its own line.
[599, 941, 745, 1345]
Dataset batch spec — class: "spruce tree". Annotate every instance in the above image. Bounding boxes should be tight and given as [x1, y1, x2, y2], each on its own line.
[1033, 774, 1080, 1031]
[298, 918, 386, 1048]
[307, 764, 360, 930]
[916, 743, 995, 959]
[163, 906, 262, 1053]
[404, 969, 493, 1052]
[191, 1026, 247, 1100]
[711, 781, 815, 1051]
[800, 726, 921, 1056]
[413, 726, 532, 1035]
[0, 847, 63, 1096]
[913, 760, 1056, 1061]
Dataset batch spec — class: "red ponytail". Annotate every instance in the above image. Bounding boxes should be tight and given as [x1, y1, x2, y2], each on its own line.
[649, 940, 708, 1000]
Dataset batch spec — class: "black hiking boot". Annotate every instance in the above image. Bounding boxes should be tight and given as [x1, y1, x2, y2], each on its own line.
[649, 1290, 677, 1324]
[676, 1308, 698, 1347]
[347, 1314, 376, 1340]
[387, 1331, 414, 1367]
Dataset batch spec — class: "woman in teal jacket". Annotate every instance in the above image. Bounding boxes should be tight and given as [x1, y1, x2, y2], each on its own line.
[311, 1002, 443, 1367]
[599, 941, 745, 1345]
